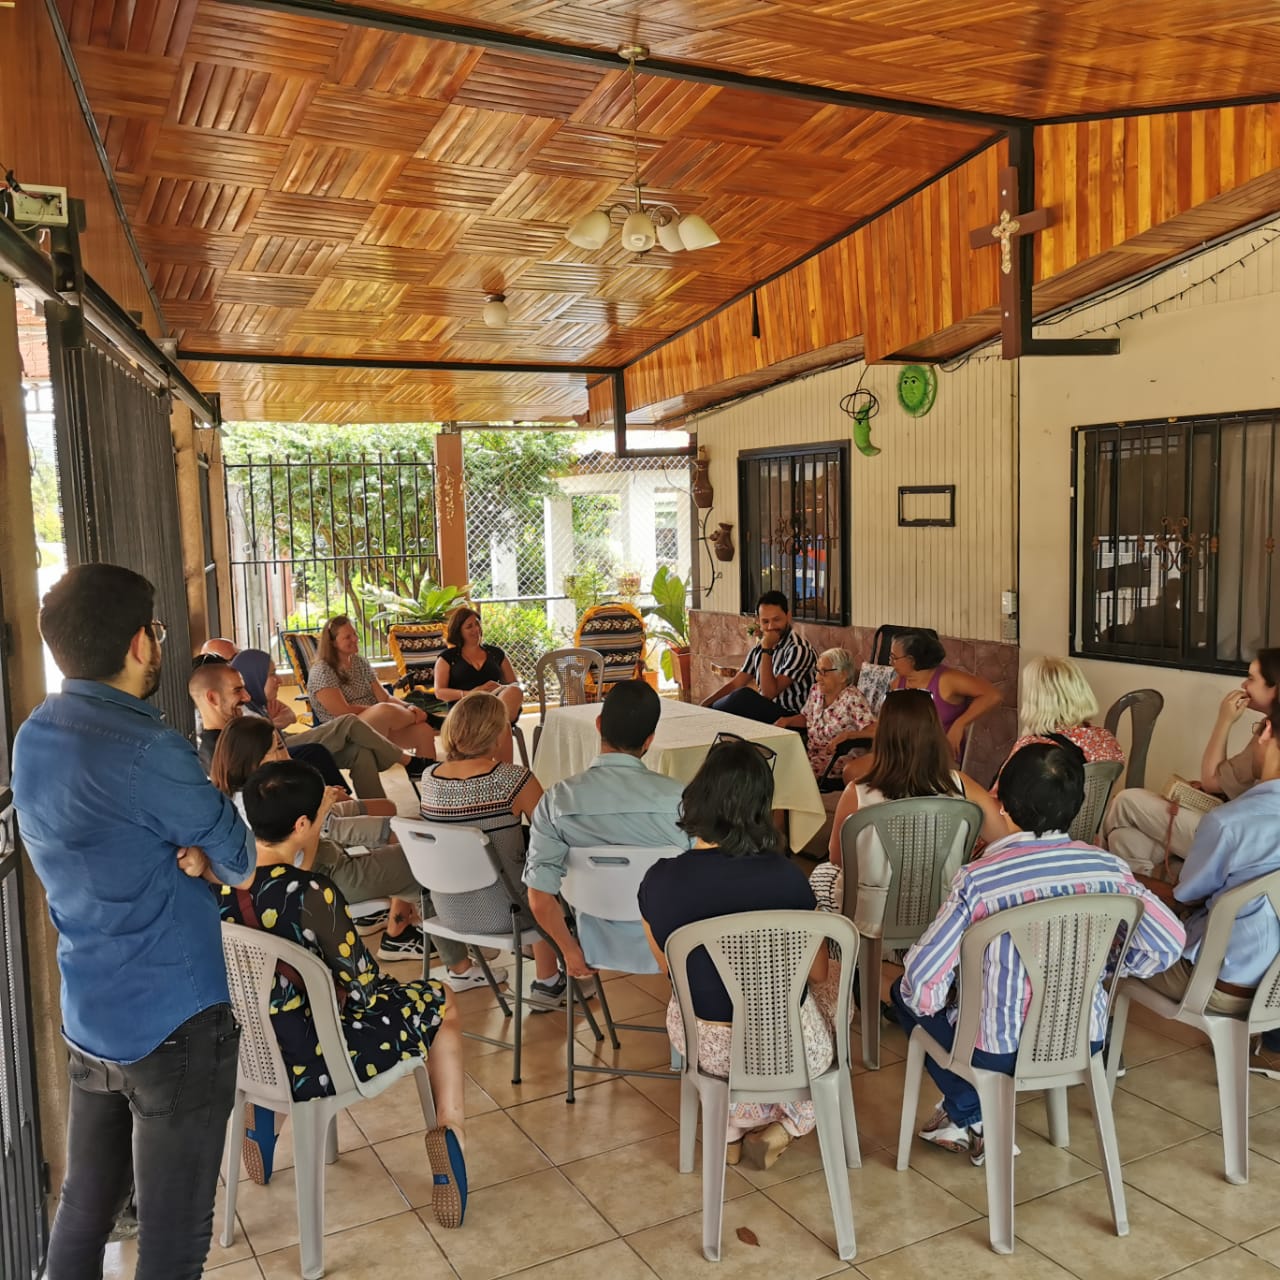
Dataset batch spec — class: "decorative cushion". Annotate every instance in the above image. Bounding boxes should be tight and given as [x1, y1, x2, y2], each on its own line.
[388, 623, 448, 684]
[857, 663, 895, 717]
[281, 631, 319, 688]
[575, 604, 646, 684]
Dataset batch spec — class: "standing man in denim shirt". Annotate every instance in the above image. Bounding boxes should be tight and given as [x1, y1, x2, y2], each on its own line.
[12, 564, 253, 1279]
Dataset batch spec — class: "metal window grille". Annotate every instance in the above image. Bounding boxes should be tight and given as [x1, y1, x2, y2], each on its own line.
[223, 453, 439, 662]
[738, 442, 850, 625]
[1073, 411, 1280, 672]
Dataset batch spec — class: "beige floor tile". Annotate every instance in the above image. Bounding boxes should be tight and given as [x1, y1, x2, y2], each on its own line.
[1128, 1003, 1211, 1048]
[625, 1190, 848, 1280]
[420, 1167, 615, 1280]
[1171, 1248, 1280, 1278]
[377, 1108, 551, 1206]
[466, 1073, 501, 1116]
[628, 972, 673, 1005]
[1119, 1049, 1280, 1131]
[1120, 1021, 1205, 1069]
[765, 1149, 978, 1261]
[905, 1117, 1098, 1212]
[574, 1022, 678, 1075]
[499, 1237, 660, 1279]
[562, 1132, 753, 1234]
[847, 1059, 925, 1150]
[234, 1108, 366, 1182]
[1242, 1225, 1280, 1267]
[854, 1219, 1077, 1280]
[204, 1261, 265, 1278]
[508, 1078, 676, 1164]
[256, 1210, 454, 1279]
[1248, 1094, 1280, 1164]
[732, 1128, 837, 1190]
[100, 1181, 255, 1275]
[465, 1033, 602, 1108]
[1018, 1081, 1207, 1166]
[346, 1072, 436, 1145]
[232, 1145, 409, 1256]
[594, 975, 669, 1022]
[1123, 1132, 1280, 1243]
[1013, 1177, 1232, 1279]
[460, 998, 569, 1059]
[626, 1071, 684, 1121]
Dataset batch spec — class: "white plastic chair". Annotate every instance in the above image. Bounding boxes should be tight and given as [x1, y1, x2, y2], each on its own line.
[1107, 867, 1280, 1183]
[896, 894, 1142, 1254]
[558, 844, 681, 1100]
[1068, 759, 1125, 843]
[530, 647, 605, 759]
[666, 909, 861, 1263]
[220, 923, 436, 1280]
[838, 796, 983, 1068]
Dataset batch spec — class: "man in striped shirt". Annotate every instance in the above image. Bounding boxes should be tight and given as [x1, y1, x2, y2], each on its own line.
[701, 591, 818, 724]
[891, 742, 1185, 1165]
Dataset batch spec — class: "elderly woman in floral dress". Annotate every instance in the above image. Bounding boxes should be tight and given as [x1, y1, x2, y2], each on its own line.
[776, 647, 875, 778]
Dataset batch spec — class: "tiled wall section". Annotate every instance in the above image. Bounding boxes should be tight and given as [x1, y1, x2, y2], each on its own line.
[689, 609, 1020, 707]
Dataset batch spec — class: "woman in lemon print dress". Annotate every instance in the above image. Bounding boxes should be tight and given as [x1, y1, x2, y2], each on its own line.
[216, 759, 467, 1227]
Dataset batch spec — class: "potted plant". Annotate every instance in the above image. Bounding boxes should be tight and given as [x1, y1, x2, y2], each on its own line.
[363, 573, 472, 626]
[642, 566, 693, 693]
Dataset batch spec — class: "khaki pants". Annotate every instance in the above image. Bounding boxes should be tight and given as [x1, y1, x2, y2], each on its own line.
[290, 714, 403, 799]
[1139, 958, 1253, 1018]
[1102, 788, 1204, 876]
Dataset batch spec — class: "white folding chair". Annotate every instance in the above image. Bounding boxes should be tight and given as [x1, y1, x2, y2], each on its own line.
[220, 923, 436, 1280]
[1107, 867, 1280, 1183]
[666, 909, 861, 1263]
[558, 844, 681, 1100]
[896, 894, 1142, 1254]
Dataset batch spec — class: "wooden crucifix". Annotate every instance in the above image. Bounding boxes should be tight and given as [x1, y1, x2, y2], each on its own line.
[969, 166, 1051, 359]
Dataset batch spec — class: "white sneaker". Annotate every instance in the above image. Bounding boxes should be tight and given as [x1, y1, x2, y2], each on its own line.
[444, 963, 508, 992]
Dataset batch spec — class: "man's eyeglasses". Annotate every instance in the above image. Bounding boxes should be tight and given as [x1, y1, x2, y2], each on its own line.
[149, 620, 167, 646]
[711, 731, 777, 771]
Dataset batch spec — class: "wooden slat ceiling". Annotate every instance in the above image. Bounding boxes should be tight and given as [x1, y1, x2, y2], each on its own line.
[357, 0, 1280, 120]
[55, 0, 997, 420]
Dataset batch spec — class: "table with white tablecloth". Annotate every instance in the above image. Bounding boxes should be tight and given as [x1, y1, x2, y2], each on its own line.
[532, 699, 825, 851]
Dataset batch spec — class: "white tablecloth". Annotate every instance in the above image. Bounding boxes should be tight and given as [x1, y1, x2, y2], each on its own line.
[532, 700, 825, 851]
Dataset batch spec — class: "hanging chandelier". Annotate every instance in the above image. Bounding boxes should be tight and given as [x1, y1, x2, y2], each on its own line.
[565, 45, 720, 255]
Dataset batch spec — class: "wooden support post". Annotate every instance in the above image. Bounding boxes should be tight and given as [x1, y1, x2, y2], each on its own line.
[199, 427, 234, 642]
[433, 425, 468, 589]
[170, 402, 209, 648]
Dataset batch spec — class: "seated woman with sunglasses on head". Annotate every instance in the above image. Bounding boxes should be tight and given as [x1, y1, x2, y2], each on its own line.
[217, 760, 469, 1227]
[811, 689, 1008, 914]
[639, 737, 841, 1171]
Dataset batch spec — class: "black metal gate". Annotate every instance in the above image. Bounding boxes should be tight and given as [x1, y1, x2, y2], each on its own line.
[0, 562, 49, 1279]
[45, 301, 195, 736]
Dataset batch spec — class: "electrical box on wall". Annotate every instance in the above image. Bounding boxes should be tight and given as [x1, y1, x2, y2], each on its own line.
[1001, 590, 1017, 616]
[10, 184, 70, 228]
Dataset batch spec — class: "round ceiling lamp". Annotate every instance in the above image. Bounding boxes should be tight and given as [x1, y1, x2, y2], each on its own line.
[482, 293, 509, 328]
[564, 46, 720, 257]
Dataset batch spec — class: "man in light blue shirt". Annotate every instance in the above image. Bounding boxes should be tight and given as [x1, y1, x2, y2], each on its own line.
[525, 680, 690, 987]
[1141, 703, 1280, 1016]
[13, 564, 252, 1279]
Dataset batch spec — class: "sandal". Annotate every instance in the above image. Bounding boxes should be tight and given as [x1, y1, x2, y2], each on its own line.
[425, 1126, 468, 1228]
[726, 1139, 743, 1166]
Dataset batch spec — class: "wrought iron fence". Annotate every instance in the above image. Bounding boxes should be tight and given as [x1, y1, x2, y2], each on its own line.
[463, 430, 693, 682]
[224, 452, 439, 662]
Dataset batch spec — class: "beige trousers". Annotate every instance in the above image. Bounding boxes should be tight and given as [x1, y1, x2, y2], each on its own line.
[1102, 788, 1204, 876]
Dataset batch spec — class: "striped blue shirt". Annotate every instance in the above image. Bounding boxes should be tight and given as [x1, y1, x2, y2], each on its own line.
[901, 832, 1186, 1054]
[740, 628, 817, 715]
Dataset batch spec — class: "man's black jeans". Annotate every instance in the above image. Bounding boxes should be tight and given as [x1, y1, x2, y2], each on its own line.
[47, 1002, 240, 1280]
[711, 688, 786, 724]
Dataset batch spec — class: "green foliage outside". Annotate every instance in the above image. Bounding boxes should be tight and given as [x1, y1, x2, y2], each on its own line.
[570, 492, 620, 583]
[30, 458, 63, 546]
[364, 575, 471, 625]
[479, 602, 557, 681]
[642, 565, 692, 680]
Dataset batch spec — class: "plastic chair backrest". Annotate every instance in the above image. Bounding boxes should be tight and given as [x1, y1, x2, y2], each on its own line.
[390, 817, 502, 894]
[949, 894, 1143, 1083]
[560, 845, 682, 921]
[1103, 688, 1164, 790]
[534, 647, 605, 717]
[221, 921, 365, 1105]
[1173, 867, 1280, 1031]
[388, 622, 448, 684]
[870, 624, 938, 667]
[1068, 759, 1125, 843]
[574, 603, 646, 684]
[960, 704, 1020, 790]
[665, 909, 858, 1096]
[839, 796, 983, 946]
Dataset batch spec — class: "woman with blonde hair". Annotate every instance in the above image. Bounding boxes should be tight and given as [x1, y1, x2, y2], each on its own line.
[1006, 655, 1124, 765]
[416, 692, 561, 1000]
[307, 615, 436, 761]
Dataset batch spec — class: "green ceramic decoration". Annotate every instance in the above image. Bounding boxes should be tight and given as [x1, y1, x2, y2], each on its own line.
[839, 387, 880, 456]
[897, 364, 938, 417]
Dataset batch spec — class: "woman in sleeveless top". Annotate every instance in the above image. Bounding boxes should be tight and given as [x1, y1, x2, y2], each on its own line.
[813, 689, 1007, 913]
[889, 631, 1001, 759]
[415, 692, 562, 998]
[1000, 655, 1124, 770]
[433, 608, 524, 763]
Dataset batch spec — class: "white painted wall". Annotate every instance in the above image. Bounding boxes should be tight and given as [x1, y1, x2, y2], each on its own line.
[1020, 222, 1280, 784]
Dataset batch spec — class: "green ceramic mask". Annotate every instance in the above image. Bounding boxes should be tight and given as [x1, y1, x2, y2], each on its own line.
[897, 364, 938, 417]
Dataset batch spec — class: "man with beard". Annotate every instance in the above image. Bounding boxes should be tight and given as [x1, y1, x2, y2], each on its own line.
[12, 563, 252, 1279]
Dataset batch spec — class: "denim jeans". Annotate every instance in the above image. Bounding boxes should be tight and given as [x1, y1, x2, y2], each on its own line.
[710, 688, 786, 723]
[46, 1002, 240, 1280]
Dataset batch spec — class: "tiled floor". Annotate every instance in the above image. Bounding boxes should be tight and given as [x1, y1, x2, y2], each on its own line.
[97, 765, 1280, 1279]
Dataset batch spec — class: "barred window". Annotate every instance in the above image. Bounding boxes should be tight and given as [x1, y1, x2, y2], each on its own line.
[739, 441, 849, 625]
[1073, 412, 1280, 673]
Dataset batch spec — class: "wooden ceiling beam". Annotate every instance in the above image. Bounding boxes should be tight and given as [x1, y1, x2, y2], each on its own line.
[177, 349, 619, 375]
[215, 0, 1023, 131]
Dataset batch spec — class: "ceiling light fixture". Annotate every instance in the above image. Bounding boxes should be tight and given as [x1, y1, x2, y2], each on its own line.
[482, 293, 509, 328]
[565, 45, 720, 256]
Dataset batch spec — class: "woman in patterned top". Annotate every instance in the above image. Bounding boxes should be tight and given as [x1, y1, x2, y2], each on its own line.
[1003, 655, 1125, 767]
[775, 647, 876, 777]
[307, 615, 437, 761]
[416, 692, 563, 1003]
[217, 760, 469, 1228]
